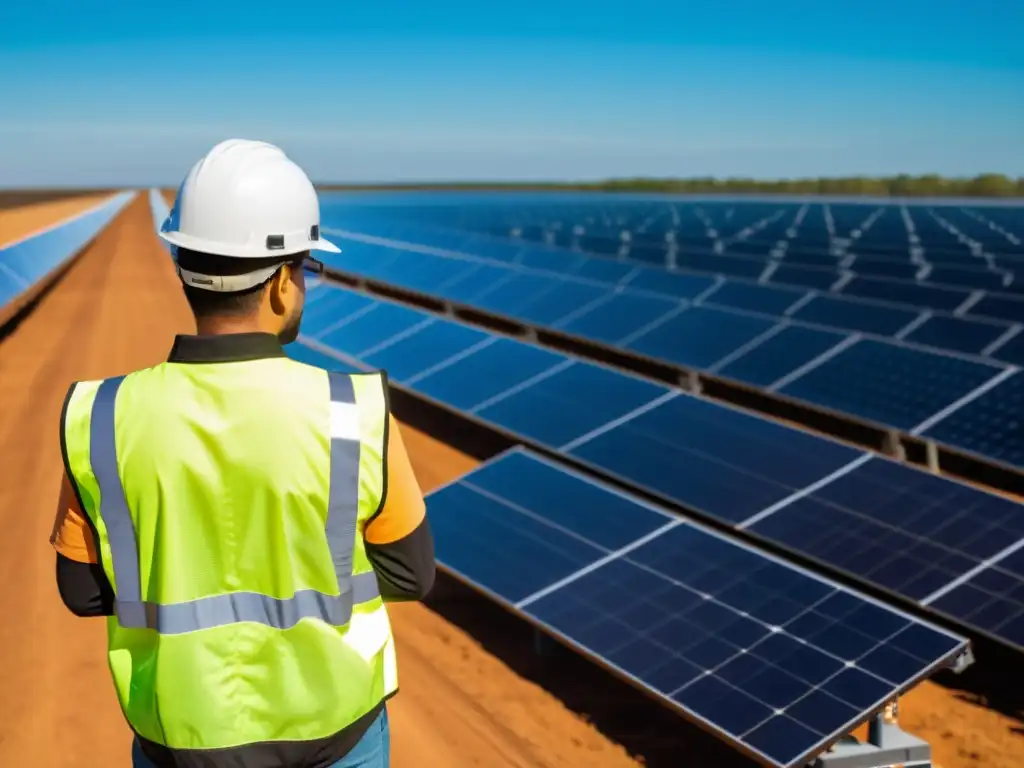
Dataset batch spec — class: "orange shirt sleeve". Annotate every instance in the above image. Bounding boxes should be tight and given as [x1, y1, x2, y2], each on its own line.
[50, 473, 99, 564]
[364, 414, 426, 545]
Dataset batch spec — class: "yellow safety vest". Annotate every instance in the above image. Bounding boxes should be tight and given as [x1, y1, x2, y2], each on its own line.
[61, 356, 398, 753]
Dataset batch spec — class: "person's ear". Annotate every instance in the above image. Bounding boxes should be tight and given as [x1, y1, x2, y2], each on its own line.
[268, 264, 294, 317]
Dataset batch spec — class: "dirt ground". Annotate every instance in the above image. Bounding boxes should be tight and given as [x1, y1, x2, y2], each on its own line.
[0, 193, 114, 249]
[0, 198, 1020, 767]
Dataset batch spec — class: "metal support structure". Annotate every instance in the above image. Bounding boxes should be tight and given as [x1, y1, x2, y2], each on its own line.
[811, 700, 932, 768]
[680, 370, 702, 395]
[882, 430, 906, 461]
[924, 440, 940, 474]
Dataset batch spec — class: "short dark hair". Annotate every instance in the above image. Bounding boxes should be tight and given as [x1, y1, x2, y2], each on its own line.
[175, 248, 303, 319]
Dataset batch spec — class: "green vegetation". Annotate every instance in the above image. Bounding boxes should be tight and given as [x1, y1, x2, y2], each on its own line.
[318, 173, 1024, 198]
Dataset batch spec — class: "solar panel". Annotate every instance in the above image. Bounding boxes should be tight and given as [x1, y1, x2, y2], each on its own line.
[715, 325, 849, 387]
[411, 336, 567, 411]
[744, 456, 1024, 601]
[989, 327, 1024, 366]
[790, 296, 921, 336]
[428, 448, 969, 768]
[775, 338, 1006, 431]
[703, 281, 807, 315]
[922, 369, 1024, 468]
[563, 391, 863, 525]
[472, 360, 673, 447]
[924, 550, 1024, 647]
[838, 277, 968, 313]
[624, 306, 778, 370]
[319, 302, 428, 356]
[555, 292, 683, 345]
[361, 319, 491, 382]
[902, 315, 1013, 356]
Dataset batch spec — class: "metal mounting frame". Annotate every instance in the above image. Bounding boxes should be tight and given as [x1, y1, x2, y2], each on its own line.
[810, 704, 932, 768]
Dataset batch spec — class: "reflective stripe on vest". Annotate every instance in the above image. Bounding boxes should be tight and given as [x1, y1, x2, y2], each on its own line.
[89, 371, 380, 634]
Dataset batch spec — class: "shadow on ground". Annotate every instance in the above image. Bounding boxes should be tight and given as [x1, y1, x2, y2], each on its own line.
[932, 638, 1024, 732]
[424, 572, 759, 768]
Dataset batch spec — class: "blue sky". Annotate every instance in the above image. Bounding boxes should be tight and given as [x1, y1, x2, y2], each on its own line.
[0, 0, 1021, 186]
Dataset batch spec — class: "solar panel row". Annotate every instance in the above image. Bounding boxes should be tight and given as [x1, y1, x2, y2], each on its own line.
[315, 230, 1024, 469]
[323, 221, 1024, 335]
[0, 192, 135, 312]
[426, 447, 969, 768]
[321, 200, 1024, 309]
[291, 282, 1024, 652]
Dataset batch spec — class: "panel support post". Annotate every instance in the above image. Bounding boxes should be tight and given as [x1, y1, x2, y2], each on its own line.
[924, 440, 940, 474]
[811, 701, 933, 768]
[882, 430, 905, 461]
[679, 370, 702, 395]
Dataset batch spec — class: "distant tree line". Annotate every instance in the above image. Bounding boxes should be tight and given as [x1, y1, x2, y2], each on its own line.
[319, 173, 1024, 198]
[594, 173, 1024, 197]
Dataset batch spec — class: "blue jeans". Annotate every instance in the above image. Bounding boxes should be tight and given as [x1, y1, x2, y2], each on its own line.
[132, 708, 390, 768]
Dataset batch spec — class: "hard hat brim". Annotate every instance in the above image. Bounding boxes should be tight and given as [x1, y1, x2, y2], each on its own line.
[312, 236, 341, 254]
[159, 228, 341, 257]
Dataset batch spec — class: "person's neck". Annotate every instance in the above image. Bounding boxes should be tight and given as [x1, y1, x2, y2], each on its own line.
[194, 316, 271, 337]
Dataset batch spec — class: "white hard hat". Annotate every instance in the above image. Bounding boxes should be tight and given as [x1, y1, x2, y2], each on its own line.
[160, 139, 340, 272]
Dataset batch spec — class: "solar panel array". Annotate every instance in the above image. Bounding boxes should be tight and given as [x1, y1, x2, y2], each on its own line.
[426, 447, 968, 768]
[312, 225, 1024, 469]
[291, 281, 1024, 653]
[0, 192, 135, 312]
[324, 197, 1024, 295]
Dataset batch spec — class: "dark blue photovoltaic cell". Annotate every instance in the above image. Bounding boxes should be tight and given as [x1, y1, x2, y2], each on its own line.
[792, 295, 920, 336]
[319, 302, 427, 355]
[459, 450, 668, 549]
[389, 256, 475, 294]
[567, 393, 861, 524]
[990, 329, 1024, 366]
[475, 362, 671, 447]
[971, 294, 1024, 324]
[429, 449, 967, 768]
[717, 326, 849, 388]
[473, 272, 560, 315]
[626, 306, 777, 369]
[779, 339, 1003, 430]
[302, 287, 377, 335]
[625, 269, 718, 300]
[428, 481, 606, 603]
[413, 337, 566, 410]
[904, 315, 1010, 356]
[748, 456, 1024, 602]
[704, 281, 806, 315]
[361, 319, 490, 382]
[928, 553, 1024, 648]
[924, 371, 1024, 467]
[768, 265, 838, 291]
[556, 292, 681, 344]
[283, 340, 362, 374]
[566, 257, 639, 284]
[839, 278, 967, 312]
[444, 264, 517, 303]
[516, 279, 608, 325]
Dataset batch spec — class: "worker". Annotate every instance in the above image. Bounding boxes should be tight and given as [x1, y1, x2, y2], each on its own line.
[49, 139, 435, 768]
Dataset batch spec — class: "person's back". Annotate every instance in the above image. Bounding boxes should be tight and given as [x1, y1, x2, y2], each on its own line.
[51, 139, 434, 768]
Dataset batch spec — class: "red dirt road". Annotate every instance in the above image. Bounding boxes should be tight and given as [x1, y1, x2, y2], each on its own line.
[0, 198, 1020, 767]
